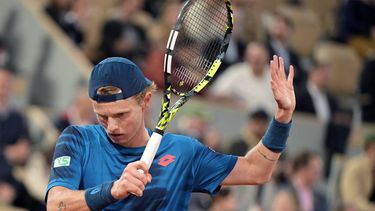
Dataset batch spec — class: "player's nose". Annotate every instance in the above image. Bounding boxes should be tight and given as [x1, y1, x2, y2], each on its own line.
[107, 117, 119, 132]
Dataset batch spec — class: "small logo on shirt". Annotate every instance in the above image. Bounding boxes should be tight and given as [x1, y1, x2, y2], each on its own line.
[53, 156, 71, 168]
[158, 154, 175, 167]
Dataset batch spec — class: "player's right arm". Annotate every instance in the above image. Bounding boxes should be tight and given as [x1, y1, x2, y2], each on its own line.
[47, 187, 89, 211]
[46, 161, 152, 211]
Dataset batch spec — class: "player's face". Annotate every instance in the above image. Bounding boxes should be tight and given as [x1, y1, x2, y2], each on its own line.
[91, 94, 151, 147]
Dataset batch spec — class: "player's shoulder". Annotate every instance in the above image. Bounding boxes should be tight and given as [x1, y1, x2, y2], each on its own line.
[163, 132, 203, 149]
[61, 124, 100, 134]
[164, 132, 195, 142]
[59, 124, 103, 144]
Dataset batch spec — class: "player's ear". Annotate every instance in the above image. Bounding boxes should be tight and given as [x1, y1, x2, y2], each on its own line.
[142, 92, 152, 110]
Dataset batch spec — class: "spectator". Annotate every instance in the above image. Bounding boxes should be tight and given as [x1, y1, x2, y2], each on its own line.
[45, 0, 85, 46]
[144, 0, 166, 18]
[265, 12, 306, 87]
[54, 86, 96, 133]
[232, 137, 291, 210]
[272, 151, 329, 211]
[0, 37, 15, 72]
[340, 134, 375, 211]
[228, 110, 270, 156]
[231, 0, 267, 45]
[177, 106, 225, 152]
[338, 0, 375, 59]
[295, 61, 335, 123]
[96, 0, 151, 65]
[218, 0, 269, 79]
[181, 107, 224, 211]
[0, 68, 44, 210]
[0, 68, 30, 167]
[209, 188, 237, 211]
[0, 154, 17, 210]
[177, 108, 211, 143]
[228, 110, 291, 211]
[209, 42, 276, 115]
[358, 58, 375, 122]
[295, 60, 351, 178]
[144, 0, 182, 89]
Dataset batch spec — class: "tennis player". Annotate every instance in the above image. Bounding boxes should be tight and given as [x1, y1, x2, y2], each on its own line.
[45, 55, 295, 210]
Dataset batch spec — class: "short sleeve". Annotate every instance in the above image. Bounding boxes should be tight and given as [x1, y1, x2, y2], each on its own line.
[45, 126, 84, 200]
[191, 140, 237, 195]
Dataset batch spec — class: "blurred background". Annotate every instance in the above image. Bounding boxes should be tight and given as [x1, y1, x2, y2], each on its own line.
[0, 0, 374, 210]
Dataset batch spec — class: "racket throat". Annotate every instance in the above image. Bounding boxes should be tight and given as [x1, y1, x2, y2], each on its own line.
[153, 128, 164, 136]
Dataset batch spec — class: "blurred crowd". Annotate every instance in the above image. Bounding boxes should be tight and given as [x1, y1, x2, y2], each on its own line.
[1, 0, 375, 210]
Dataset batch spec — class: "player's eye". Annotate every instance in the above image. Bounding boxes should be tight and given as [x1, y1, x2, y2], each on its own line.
[114, 112, 127, 119]
[97, 114, 108, 121]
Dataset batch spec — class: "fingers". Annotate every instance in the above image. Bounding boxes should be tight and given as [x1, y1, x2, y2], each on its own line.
[270, 80, 277, 95]
[128, 161, 149, 175]
[113, 161, 152, 199]
[270, 56, 277, 82]
[126, 175, 146, 196]
[127, 161, 150, 189]
[278, 57, 287, 80]
[271, 55, 292, 83]
[124, 179, 145, 197]
[288, 65, 294, 85]
[146, 173, 152, 183]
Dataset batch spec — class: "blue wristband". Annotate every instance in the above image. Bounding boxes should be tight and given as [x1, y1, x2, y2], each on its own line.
[84, 181, 117, 211]
[261, 118, 291, 153]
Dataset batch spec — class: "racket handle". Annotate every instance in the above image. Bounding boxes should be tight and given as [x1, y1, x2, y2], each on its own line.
[140, 132, 163, 170]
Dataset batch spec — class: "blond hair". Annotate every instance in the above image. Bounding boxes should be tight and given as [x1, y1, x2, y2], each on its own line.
[95, 82, 157, 104]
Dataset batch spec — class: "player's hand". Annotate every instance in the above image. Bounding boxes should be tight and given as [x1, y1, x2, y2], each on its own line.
[111, 161, 152, 199]
[270, 55, 296, 123]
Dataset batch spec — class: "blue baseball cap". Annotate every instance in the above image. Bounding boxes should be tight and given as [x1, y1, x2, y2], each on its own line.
[88, 57, 151, 102]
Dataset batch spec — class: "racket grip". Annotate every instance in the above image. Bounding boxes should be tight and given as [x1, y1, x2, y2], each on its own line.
[140, 132, 163, 170]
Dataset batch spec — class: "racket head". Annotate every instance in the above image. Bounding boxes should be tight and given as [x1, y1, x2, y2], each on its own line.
[164, 0, 233, 96]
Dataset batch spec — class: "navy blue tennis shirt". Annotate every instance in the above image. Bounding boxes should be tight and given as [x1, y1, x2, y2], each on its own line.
[46, 57, 238, 210]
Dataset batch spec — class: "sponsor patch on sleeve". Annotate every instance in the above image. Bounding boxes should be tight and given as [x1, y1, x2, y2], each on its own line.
[53, 156, 71, 168]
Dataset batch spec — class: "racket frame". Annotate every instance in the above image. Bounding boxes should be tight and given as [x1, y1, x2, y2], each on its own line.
[140, 0, 233, 169]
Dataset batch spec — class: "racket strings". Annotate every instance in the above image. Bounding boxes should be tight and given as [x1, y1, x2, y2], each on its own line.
[171, 0, 228, 93]
[177, 2, 226, 66]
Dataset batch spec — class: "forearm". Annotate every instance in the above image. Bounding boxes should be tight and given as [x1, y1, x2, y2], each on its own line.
[222, 115, 291, 185]
[248, 112, 291, 179]
[244, 142, 281, 183]
[47, 186, 89, 211]
[223, 55, 295, 185]
[222, 143, 280, 185]
[244, 108, 292, 180]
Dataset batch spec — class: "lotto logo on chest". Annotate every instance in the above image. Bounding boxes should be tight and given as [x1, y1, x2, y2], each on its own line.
[158, 154, 176, 167]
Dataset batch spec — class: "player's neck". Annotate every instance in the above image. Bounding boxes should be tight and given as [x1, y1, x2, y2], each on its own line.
[127, 127, 150, 148]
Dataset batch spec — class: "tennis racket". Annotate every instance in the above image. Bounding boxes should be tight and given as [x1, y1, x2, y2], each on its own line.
[140, 0, 234, 169]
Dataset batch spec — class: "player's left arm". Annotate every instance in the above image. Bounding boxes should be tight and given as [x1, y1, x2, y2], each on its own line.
[222, 55, 295, 185]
